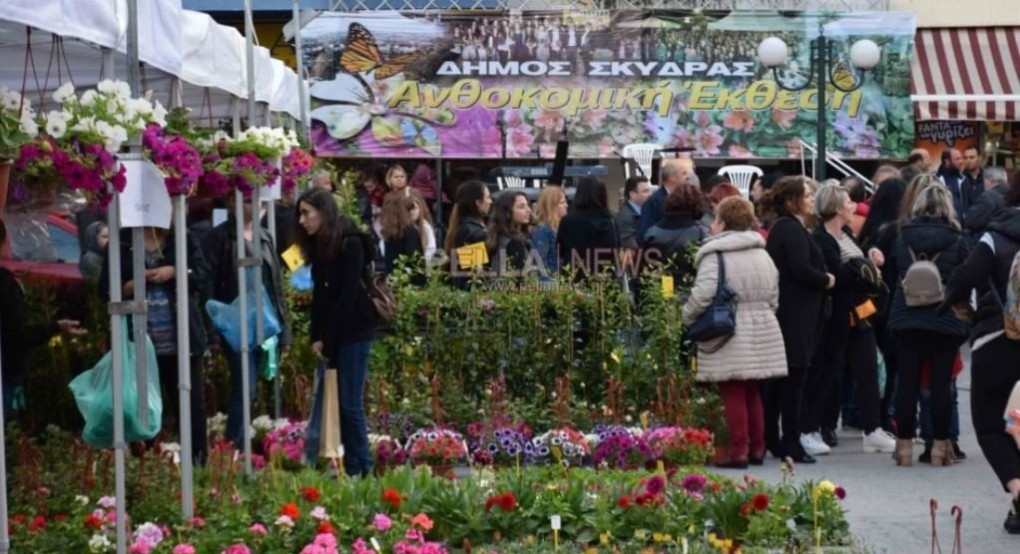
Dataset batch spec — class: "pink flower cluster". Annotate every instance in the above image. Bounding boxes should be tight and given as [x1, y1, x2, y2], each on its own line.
[281, 147, 314, 194]
[262, 421, 306, 463]
[198, 139, 279, 198]
[221, 544, 251, 554]
[230, 151, 279, 195]
[300, 532, 339, 554]
[142, 124, 203, 196]
[15, 135, 126, 207]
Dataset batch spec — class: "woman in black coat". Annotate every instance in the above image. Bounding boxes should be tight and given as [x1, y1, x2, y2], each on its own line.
[804, 184, 894, 456]
[444, 180, 492, 287]
[557, 178, 621, 280]
[487, 191, 533, 276]
[295, 188, 379, 476]
[641, 184, 708, 292]
[762, 176, 835, 463]
[100, 224, 212, 464]
[379, 194, 424, 282]
[940, 174, 1020, 529]
[887, 184, 969, 467]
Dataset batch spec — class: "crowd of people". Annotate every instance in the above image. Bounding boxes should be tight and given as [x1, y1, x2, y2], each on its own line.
[5, 146, 1020, 533]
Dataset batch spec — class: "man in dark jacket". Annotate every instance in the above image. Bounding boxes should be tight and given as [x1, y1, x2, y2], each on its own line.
[961, 146, 986, 216]
[965, 166, 1009, 235]
[636, 161, 691, 240]
[937, 148, 966, 218]
[616, 176, 651, 251]
[0, 219, 86, 418]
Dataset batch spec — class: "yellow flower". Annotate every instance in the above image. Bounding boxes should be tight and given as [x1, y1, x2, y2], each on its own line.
[817, 480, 836, 494]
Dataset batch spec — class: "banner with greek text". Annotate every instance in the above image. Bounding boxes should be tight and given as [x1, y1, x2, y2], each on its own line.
[301, 10, 917, 159]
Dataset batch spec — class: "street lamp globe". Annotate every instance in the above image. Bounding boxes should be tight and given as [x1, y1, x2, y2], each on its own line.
[850, 39, 881, 70]
[757, 37, 789, 68]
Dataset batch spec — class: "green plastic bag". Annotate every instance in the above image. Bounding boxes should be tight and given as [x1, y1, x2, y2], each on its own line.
[69, 325, 162, 448]
[260, 335, 279, 381]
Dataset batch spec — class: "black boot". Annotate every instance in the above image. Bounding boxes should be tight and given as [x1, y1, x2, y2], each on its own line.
[821, 428, 838, 448]
[952, 441, 967, 462]
[1005, 497, 1020, 534]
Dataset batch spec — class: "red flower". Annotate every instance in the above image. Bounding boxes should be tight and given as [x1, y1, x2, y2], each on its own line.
[485, 496, 498, 511]
[834, 486, 846, 500]
[382, 488, 403, 509]
[617, 495, 631, 509]
[635, 492, 655, 506]
[497, 493, 517, 511]
[28, 515, 47, 532]
[301, 487, 321, 503]
[280, 503, 300, 520]
[317, 521, 335, 535]
[709, 482, 722, 492]
[739, 502, 754, 517]
[752, 493, 770, 511]
[84, 514, 104, 530]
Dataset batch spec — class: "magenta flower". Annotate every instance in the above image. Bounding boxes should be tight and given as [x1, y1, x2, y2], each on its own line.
[172, 545, 196, 554]
[373, 513, 393, 532]
[222, 544, 252, 554]
[681, 473, 707, 493]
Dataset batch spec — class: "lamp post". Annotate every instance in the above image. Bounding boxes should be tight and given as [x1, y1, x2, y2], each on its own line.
[757, 33, 881, 181]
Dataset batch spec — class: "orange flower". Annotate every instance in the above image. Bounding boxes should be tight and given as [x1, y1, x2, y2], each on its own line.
[280, 502, 300, 520]
[411, 513, 434, 531]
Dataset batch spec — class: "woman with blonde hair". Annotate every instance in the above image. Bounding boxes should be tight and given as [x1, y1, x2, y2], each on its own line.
[532, 186, 568, 275]
[898, 173, 942, 226]
[887, 184, 969, 466]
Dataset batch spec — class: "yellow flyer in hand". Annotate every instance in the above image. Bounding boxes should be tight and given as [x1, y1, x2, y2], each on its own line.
[282, 244, 305, 271]
[456, 241, 489, 269]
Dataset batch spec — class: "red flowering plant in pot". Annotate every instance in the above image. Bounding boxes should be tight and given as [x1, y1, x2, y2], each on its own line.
[643, 426, 715, 469]
[403, 427, 468, 475]
[12, 80, 167, 208]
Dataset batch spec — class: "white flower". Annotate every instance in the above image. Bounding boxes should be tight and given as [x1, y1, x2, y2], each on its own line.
[1, 91, 20, 111]
[275, 515, 295, 529]
[80, 89, 99, 107]
[151, 101, 167, 127]
[45, 112, 67, 138]
[75, 495, 90, 506]
[252, 415, 274, 433]
[53, 83, 75, 104]
[96, 80, 130, 98]
[88, 533, 113, 553]
[310, 506, 329, 521]
[20, 114, 38, 136]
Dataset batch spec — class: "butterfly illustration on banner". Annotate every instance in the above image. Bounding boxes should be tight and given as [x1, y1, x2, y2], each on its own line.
[309, 22, 455, 155]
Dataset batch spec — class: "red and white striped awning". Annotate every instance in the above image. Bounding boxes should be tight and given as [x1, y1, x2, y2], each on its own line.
[911, 27, 1020, 121]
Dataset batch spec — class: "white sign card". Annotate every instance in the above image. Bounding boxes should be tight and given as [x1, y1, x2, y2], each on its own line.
[118, 159, 172, 229]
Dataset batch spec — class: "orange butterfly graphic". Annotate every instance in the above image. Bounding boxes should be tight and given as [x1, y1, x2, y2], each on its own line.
[339, 23, 420, 80]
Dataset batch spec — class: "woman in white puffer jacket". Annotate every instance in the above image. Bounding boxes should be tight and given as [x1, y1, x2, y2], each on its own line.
[682, 196, 788, 469]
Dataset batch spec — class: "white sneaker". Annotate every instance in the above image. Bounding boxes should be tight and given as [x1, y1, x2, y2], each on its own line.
[801, 432, 831, 456]
[863, 429, 896, 453]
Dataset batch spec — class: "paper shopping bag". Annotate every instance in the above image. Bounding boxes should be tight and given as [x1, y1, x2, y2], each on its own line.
[318, 368, 342, 459]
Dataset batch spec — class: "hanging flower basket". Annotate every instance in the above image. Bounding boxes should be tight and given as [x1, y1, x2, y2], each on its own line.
[196, 127, 298, 198]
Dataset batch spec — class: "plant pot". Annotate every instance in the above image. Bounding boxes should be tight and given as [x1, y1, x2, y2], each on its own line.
[0, 160, 10, 213]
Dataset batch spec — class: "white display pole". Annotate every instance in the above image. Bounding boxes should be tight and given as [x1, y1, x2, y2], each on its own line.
[174, 194, 194, 518]
[292, 0, 309, 141]
[0, 327, 10, 554]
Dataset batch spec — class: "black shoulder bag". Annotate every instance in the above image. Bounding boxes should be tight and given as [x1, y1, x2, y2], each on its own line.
[688, 252, 737, 346]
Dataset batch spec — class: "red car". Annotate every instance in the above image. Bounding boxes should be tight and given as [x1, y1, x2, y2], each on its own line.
[0, 212, 84, 285]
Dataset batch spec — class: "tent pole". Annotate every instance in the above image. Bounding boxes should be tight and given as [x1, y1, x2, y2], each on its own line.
[292, 0, 309, 141]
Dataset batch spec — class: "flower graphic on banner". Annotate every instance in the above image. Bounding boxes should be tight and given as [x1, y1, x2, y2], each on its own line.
[309, 73, 455, 156]
[833, 112, 881, 158]
[771, 107, 797, 130]
[728, 144, 754, 158]
[723, 109, 755, 133]
[693, 125, 724, 156]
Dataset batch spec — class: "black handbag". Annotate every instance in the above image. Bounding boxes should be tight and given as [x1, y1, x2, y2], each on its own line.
[688, 252, 737, 345]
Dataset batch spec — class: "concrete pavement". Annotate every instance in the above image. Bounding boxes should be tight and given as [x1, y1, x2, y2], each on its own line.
[714, 367, 1020, 553]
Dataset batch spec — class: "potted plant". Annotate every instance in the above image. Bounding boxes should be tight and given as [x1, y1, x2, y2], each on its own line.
[196, 126, 297, 198]
[404, 427, 468, 477]
[643, 426, 715, 469]
[531, 427, 589, 467]
[0, 86, 38, 211]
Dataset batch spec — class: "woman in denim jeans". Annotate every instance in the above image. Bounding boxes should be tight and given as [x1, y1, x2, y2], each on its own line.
[295, 188, 378, 476]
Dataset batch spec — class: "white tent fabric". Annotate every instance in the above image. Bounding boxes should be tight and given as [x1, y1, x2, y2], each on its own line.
[0, 0, 304, 122]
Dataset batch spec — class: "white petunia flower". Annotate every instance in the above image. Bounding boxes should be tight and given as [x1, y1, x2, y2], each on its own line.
[53, 82, 75, 104]
[80, 89, 99, 107]
[75, 495, 90, 506]
[88, 533, 113, 553]
[152, 102, 167, 127]
[45, 112, 67, 138]
[1, 92, 20, 111]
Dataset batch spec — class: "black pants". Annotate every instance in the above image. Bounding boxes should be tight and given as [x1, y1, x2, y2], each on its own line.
[875, 315, 898, 429]
[846, 327, 882, 433]
[894, 331, 958, 441]
[763, 365, 810, 454]
[803, 329, 847, 434]
[971, 335, 1020, 490]
[156, 354, 208, 465]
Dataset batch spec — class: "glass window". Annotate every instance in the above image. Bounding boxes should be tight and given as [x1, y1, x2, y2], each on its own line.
[48, 223, 81, 264]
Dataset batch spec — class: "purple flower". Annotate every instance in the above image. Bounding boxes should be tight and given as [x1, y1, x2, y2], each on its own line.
[681, 473, 707, 493]
[645, 475, 666, 496]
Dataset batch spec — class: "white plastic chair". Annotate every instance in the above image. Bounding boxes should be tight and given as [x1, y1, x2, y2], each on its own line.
[622, 143, 661, 181]
[497, 175, 527, 190]
[718, 165, 763, 199]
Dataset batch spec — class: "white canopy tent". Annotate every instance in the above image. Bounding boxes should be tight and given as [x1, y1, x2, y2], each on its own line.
[0, 0, 305, 126]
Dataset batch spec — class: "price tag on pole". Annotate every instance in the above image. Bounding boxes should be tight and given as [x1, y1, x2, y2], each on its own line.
[119, 159, 172, 229]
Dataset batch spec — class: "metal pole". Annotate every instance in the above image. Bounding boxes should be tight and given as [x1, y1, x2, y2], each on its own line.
[435, 159, 443, 224]
[174, 196, 194, 518]
[0, 336, 9, 554]
[292, 0, 309, 140]
[266, 172, 280, 420]
[234, 190, 253, 476]
[816, 35, 827, 182]
[106, 184, 128, 554]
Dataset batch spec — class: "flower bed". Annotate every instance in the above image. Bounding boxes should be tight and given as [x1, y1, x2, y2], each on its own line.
[8, 429, 857, 554]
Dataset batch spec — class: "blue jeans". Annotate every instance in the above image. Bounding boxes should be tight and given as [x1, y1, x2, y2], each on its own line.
[304, 341, 373, 476]
[226, 346, 262, 449]
[919, 380, 960, 448]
